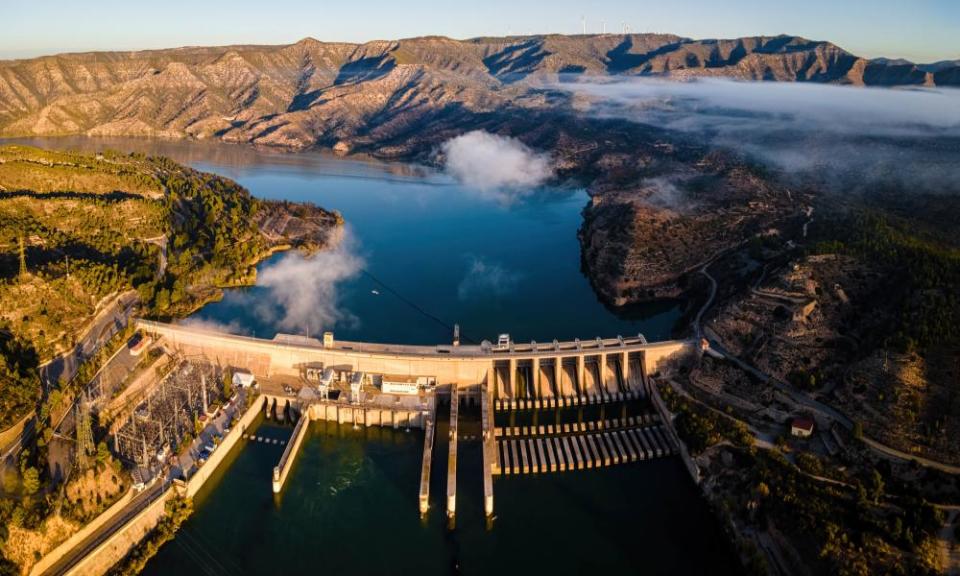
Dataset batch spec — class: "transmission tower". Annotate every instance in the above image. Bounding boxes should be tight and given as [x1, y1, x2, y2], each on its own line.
[75, 398, 95, 470]
[18, 235, 28, 281]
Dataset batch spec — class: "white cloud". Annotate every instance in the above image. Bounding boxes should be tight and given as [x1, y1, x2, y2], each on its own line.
[249, 230, 364, 335]
[457, 256, 521, 301]
[178, 317, 246, 335]
[441, 130, 553, 200]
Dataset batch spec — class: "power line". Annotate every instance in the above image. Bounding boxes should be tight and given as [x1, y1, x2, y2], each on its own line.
[359, 269, 477, 345]
[176, 528, 241, 576]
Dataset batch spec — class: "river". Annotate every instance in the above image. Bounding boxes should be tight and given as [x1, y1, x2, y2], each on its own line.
[9, 137, 739, 575]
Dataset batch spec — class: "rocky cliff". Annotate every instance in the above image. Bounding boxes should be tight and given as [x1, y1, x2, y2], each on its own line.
[3, 33, 952, 311]
[1, 34, 955, 148]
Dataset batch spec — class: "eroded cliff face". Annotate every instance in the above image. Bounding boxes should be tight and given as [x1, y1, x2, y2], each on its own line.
[1, 34, 955, 148]
[578, 150, 803, 305]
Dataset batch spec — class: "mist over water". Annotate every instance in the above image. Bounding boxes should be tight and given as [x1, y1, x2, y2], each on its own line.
[441, 130, 554, 203]
[5, 135, 679, 343]
[245, 230, 364, 335]
[160, 139, 680, 344]
[559, 78, 960, 194]
[457, 255, 522, 301]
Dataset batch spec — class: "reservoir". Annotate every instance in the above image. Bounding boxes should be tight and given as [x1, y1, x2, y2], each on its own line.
[10, 138, 739, 575]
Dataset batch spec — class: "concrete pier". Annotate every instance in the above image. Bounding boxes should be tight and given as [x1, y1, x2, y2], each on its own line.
[571, 436, 585, 469]
[519, 439, 530, 474]
[419, 415, 434, 515]
[447, 386, 458, 519]
[617, 431, 636, 462]
[623, 430, 644, 460]
[608, 433, 625, 464]
[634, 429, 649, 459]
[554, 437, 567, 471]
[653, 426, 673, 455]
[272, 413, 308, 493]
[545, 437, 557, 472]
[594, 434, 611, 466]
[481, 383, 495, 516]
[645, 428, 663, 457]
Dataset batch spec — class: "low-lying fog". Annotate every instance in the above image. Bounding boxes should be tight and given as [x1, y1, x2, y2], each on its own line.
[557, 78, 960, 194]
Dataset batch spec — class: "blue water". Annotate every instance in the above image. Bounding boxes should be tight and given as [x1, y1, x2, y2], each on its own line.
[7, 137, 680, 344]
[9, 138, 739, 576]
[184, 152, 680, 345]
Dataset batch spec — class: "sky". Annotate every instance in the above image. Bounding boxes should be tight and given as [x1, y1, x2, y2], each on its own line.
[3, 0, 958, 62]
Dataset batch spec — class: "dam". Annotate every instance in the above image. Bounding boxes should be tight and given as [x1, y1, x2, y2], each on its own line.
[138, 320, 696, 519]
[14, 137, 738, 575]
[136, 320, 692, 399]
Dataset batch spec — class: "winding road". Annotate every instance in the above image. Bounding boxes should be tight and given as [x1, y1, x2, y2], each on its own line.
[694, 256, 960, 476]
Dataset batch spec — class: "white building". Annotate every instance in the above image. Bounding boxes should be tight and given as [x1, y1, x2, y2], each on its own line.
[232, 371, 256, 388]
[377, 374, 433, 395]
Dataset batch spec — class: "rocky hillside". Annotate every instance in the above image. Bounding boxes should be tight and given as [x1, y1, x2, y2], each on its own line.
[0, 34, 956, 149]
[0, 145, 341, 361]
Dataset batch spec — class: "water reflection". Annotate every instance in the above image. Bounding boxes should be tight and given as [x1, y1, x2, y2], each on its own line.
[5, 136, 683, 344]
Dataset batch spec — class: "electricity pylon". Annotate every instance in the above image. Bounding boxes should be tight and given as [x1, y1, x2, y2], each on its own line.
[18, 235, 28, 281]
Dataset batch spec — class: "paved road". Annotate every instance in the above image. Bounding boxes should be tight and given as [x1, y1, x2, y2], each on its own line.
[43, 480, 166, 576]
[859, 435, 960, 475]
[694, 262, 717, 342]
[40, 291, 139, 388]
[3, 293, 139, 462]
[699, 264, 960, 476]
[42, 389, 248, 576]
[939, 508, 960, 576]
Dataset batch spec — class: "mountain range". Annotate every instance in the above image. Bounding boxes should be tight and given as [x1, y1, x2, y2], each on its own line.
[1, 33, 957, 150]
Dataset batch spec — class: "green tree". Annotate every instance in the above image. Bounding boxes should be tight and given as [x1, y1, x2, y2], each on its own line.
[96, 441, 111, 467]
[21, 467, 39, 495]
[222, 369, 233, 400]
[869, 469, 884, 504]
[756, 481, 770, 499]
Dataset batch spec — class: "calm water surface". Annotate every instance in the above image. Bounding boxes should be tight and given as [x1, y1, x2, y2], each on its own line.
[10, 137, 739, 575]
[9, 136, 679, 344]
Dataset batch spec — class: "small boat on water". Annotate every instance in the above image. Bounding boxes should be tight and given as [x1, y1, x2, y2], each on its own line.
[371, 289, 380, 295]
